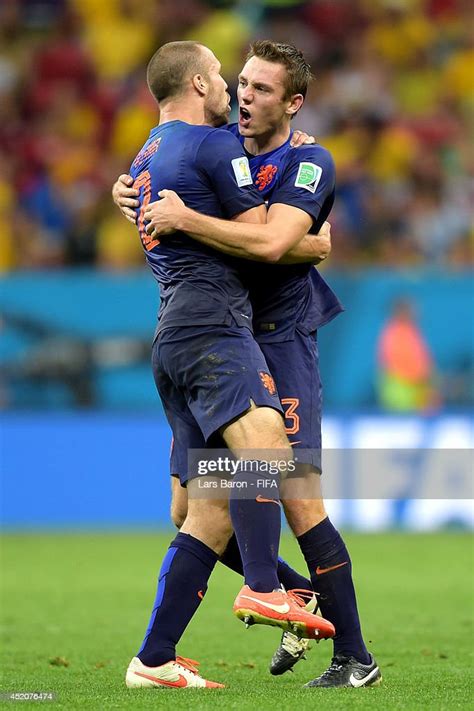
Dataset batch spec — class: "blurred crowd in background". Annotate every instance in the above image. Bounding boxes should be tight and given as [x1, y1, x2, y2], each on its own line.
[0, 0, 472, 271]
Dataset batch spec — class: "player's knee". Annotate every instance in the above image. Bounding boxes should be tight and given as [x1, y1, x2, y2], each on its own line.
[170, 476, 188, 528]
[170, 500, 187, 529]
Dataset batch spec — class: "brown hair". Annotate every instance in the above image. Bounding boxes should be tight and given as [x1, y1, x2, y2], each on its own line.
[246, 40, 313, 100]
[147, 41, 209, 103]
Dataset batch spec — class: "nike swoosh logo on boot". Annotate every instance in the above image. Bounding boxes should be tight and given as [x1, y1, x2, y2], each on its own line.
[239, 595, 290, 614]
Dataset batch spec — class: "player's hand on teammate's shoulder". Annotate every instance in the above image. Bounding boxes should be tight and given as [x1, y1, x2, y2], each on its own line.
[112, 174, 139, 224]
[144, 190, 185, 238]
[290, 130, 316, 148]
[314, 221, 331, 264]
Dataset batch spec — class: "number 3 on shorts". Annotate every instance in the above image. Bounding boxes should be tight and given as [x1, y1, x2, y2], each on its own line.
[281, 397, 300, 435]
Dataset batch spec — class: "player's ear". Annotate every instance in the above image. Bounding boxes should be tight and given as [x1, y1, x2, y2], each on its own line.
[286, 94, 304, 118]
[192, 74, 208, 96]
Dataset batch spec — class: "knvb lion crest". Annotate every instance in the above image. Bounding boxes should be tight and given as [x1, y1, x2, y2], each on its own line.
[255, 164, 278, 191]
[259, 371, 277, 396]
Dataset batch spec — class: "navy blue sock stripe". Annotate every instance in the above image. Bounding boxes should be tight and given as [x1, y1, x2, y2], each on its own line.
[138, 546, 178, 655]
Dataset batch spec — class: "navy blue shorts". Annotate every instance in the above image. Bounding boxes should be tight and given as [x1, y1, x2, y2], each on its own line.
[261, 329, 322, 471]
[154, 325, 282, 485]
[169, 328, 322, 482]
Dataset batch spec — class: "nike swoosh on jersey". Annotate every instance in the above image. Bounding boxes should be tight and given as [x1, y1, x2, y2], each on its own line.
[349, 667, 380, 688]
[315, 561, 348, 575]
[133, 671, 188, 688]
[239, 595, 290, 614]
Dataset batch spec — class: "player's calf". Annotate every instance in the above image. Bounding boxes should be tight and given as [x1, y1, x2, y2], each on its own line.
[180, 489, 233, 556]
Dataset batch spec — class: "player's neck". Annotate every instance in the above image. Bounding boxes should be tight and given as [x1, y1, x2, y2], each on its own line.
[243, 124, 291, 156]
[159, 100, 207, 127]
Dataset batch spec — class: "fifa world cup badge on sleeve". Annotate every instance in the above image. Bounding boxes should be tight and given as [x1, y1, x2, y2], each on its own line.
[294, 162, 322, 193]
[231, 157, 253, 187]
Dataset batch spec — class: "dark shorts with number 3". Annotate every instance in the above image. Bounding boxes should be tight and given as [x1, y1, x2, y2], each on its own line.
[260, 328, 322, 472]
[154, 324, 284, 485]
[168, 327, 322, 481]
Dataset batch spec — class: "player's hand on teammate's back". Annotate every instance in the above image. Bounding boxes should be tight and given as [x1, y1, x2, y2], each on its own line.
[290, 130, 316, 148]
[145, 190, 185, 237]
[112, 174, 139, 224]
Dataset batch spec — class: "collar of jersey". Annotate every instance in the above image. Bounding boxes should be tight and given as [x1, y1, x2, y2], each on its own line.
[150, 119, 194, 136]
[239, 132, 293, 161]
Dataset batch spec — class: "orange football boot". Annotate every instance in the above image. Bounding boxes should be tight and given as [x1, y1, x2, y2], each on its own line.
[233, 585, 335, 640]
[126, 655, 225, 689]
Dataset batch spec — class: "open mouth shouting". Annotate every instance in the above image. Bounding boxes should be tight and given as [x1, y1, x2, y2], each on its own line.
[239, 106, 252, 128]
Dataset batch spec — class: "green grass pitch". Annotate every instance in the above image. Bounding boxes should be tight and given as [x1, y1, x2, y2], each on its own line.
[1, 532, 473, 710]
